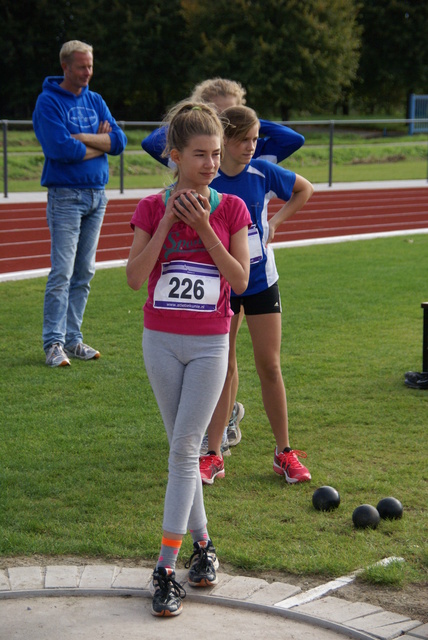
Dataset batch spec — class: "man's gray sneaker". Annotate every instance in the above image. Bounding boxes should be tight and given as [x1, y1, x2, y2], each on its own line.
[45, 343, 71, 367]
[65, 342, 100, 360]
[227, 401, 245, 447]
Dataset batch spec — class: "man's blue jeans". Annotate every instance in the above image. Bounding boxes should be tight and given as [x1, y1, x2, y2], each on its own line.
[43, 187, 108, 352]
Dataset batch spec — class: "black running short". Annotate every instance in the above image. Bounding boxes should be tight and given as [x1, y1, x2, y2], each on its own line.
[230, 282, 282, 316]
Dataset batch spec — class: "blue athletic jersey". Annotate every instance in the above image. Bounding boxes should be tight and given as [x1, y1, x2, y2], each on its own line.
[211, 160, 296, 296]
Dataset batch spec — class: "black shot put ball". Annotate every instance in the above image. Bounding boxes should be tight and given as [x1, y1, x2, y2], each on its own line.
[176, 193, 204, 208]
[352, 504, 381, 529]
[312, 486, 341, 511]
[376, 497, 403, 520]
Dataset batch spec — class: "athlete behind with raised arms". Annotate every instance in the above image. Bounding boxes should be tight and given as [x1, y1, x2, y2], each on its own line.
[142, 78, 304, 169]
[127, 101, 251, 617]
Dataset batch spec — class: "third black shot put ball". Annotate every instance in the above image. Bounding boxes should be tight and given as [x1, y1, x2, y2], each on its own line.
[312, 486, 340, 511]
[352, 504, 380, 529]
[376, 497, 403, 520]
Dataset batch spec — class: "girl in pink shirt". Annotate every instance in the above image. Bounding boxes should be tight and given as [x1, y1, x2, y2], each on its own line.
[127, 100, 251, 617]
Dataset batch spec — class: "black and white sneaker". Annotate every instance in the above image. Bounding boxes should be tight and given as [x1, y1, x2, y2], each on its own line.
[186, 540, 219, 587]
[150, 567, 186, 617]
[404, 371, 428, 389]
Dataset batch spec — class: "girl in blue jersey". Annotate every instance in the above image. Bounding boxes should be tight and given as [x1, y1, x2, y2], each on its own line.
[199, 105, 314, 486]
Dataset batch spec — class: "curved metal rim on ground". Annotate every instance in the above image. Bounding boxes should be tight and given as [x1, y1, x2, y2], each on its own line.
[0, 585, 380, 640]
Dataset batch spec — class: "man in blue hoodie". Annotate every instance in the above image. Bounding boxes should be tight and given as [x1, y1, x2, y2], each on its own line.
[33, 40, 127, 367]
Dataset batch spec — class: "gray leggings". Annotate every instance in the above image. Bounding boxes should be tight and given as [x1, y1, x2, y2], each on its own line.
[143, 329, 229, 534]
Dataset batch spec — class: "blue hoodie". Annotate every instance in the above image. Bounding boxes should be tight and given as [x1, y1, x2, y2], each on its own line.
[33, 77, 127, 188]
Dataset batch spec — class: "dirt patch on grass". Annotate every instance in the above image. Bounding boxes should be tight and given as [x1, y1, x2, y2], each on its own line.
[1, 555, 426, 624]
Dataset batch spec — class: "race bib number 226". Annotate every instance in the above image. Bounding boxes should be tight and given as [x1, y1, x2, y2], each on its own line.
[153, 260, 220, 312]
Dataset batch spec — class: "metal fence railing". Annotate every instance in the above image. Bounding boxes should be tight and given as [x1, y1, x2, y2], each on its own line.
[2, 118, 428, 198]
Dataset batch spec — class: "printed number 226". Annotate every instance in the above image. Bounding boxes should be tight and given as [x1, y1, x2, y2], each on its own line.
[168, 277, 204, 300]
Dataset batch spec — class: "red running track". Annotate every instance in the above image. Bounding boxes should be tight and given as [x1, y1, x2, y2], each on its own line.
[1, 187, 428, 275]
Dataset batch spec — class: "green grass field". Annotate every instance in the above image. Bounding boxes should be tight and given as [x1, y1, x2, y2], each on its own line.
[1, 237, 427, 588]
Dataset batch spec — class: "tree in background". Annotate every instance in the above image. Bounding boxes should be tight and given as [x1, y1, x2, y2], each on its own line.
[0, 0, 361, 121]
[3, 0, 427, 121]
[0, 0, 188, 120]
[181, 0, 361, 119]
[81, 0, 190, 120]
[354, 0, 428, 115]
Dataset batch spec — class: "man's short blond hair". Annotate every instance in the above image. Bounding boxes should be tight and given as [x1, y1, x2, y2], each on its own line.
[60, 40, 93, 65]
